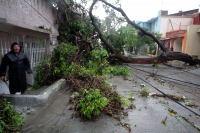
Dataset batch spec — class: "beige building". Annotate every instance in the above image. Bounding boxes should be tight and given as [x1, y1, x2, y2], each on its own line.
[161, 22, 200, 60]
[185, 25, 200, 59]
[138, 9, 200, 61]
[158, 10, 200, 60]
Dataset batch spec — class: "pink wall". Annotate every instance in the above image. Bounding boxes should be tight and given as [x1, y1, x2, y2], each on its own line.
[160, 16, 193, 38]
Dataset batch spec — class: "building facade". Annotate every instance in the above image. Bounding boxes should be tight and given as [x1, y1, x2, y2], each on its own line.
[0, 0, 59, 85]
[137, 9, 200, 61]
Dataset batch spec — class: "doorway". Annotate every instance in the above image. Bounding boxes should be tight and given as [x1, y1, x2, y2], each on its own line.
[174, 38, 182, 52]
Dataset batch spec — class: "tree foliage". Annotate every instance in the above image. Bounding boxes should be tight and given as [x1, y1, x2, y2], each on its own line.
[0, 97, 24, 133]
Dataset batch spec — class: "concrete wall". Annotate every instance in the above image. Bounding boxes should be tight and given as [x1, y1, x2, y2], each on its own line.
[160, 17, 193, 38]
[185, 25, 200, 59]
[0, 0, 59, 36]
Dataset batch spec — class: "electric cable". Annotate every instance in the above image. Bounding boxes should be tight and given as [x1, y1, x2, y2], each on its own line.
[128, 63, 200, 77]
[125, 64, 200, 87]
[122, 63, 200, 99]
[121, 63, 200, 89]
[132, 67, 200, 98]
[170, 20, 191, 26]
[162, 63, 200, 77]
[133, 72, 200, 117]
[129, 66, 200, 90]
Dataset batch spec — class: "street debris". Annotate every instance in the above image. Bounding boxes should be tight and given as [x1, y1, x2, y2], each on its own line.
[185, 102, 199, 108]
[151, 93, 200, 108]
[128, 92, 135, 101]
[123, 76, 128, 80]
[128, 103, 136, 109]
[161, 116, 167, 126]
[168, 108, 177, 116]
[156, 79, 166, 85]
[113, 115, 120, 121]
[128, 97, 135, 100]
[121, 123, 131, 133]
[151, 92, 163, 97]
[140, 84, 145, 88]
[159, 100, 169, 106]
[168, 108, 200, 131]
[139, 87, 150, 97]
[52, 124, 56, 129]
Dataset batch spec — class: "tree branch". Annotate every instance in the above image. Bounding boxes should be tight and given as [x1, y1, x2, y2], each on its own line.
[89, 0, 116, 54]
[100, 0, 168, 52]
[89, 0, 199, 66]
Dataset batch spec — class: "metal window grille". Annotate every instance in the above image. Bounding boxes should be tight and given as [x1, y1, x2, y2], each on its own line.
[0, 31, 47, 85]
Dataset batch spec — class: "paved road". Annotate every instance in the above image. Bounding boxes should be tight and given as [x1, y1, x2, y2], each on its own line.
[22, 64, 200, 133]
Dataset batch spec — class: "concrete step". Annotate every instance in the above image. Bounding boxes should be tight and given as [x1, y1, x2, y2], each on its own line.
[2, 79, 67, 107]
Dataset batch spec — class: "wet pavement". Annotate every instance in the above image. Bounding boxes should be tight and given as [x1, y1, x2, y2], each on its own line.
[22, 63, 200, 133]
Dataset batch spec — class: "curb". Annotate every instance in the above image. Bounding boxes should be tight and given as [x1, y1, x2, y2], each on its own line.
[2, 79, 67, 107]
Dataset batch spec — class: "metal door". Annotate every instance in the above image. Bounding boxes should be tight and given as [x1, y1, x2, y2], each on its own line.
[0, 31, 47, 85]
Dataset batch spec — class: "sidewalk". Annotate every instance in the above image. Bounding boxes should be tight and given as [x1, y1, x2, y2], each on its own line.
[22, 64, 200, 133]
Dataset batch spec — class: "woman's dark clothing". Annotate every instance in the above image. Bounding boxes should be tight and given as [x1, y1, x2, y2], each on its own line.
[0, 51, 32, 94]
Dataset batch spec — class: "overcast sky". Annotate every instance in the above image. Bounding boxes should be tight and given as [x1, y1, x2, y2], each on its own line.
[91, 0, 200, 21]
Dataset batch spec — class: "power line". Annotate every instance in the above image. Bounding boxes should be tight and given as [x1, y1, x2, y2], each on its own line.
[125, 64, 200, 87]
[162, 63, 200, 77]
[123, 63, 200, 124]
[171, 20, 191, 27]
[131, 67, 200, 98]
[124, 64, 200, 99]
[132, 71, 200, 117]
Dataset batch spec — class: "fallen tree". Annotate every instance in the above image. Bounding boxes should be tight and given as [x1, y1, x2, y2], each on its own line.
[89, 0, 200, 66]
[29, 1, 200, 132]
[52, 0, 200, 66]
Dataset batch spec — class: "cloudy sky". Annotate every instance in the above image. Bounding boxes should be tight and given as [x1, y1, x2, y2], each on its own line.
[91, 0, 200, 21]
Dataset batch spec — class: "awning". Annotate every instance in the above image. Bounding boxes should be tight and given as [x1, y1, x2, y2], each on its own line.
[166, 30, 186, 38]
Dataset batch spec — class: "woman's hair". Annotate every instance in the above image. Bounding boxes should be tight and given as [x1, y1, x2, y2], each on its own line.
[10, 42, 21, 51]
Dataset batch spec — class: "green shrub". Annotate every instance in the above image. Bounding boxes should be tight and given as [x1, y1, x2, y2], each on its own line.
[0, 98, 24, 133]
[79, 88, 108, 119]
[103, 66, 131, 76]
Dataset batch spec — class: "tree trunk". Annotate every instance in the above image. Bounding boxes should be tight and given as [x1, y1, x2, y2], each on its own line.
[89, 0, 200, 66]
